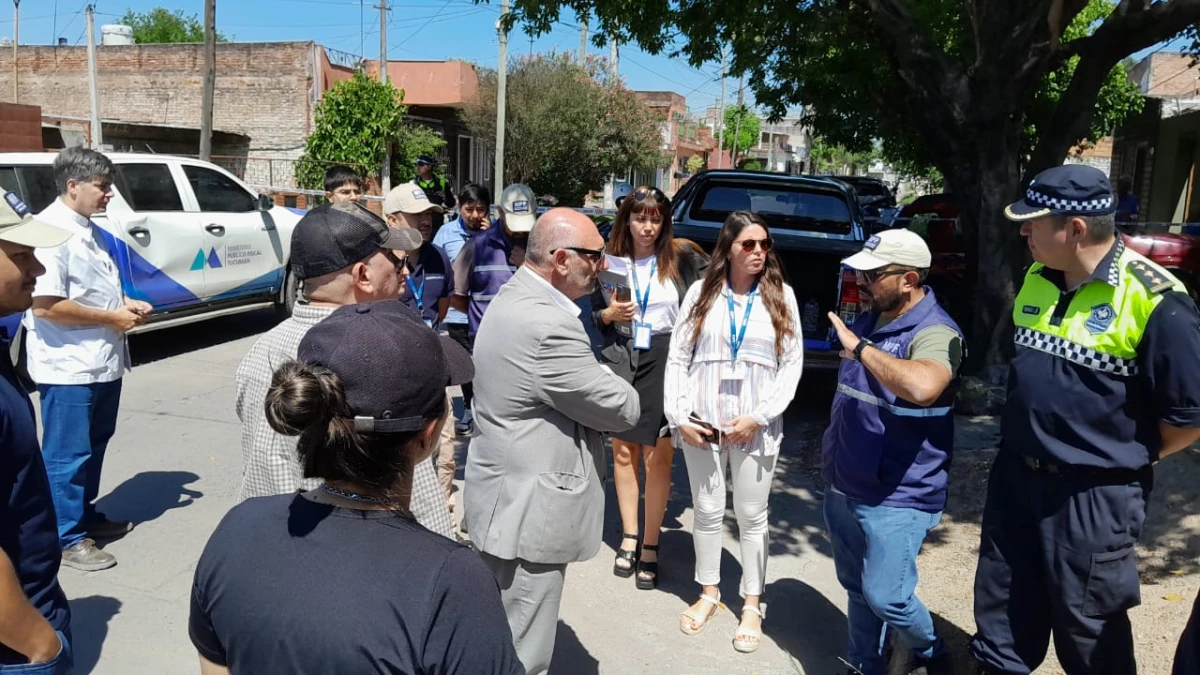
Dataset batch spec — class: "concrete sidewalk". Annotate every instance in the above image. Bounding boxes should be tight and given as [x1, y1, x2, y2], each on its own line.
[48, 310, 851, 674]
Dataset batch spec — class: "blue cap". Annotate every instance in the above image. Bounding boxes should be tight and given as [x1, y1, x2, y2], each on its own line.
[1004, 165, 1116, 221]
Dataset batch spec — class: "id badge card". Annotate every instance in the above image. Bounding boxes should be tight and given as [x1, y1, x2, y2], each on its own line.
[633, 322, 652, 350]
[723, 361, 745, 381]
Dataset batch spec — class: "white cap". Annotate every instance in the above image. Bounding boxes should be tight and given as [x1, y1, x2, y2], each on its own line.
[384, 182, 444, 215]
[841, 229, 931, 270]
[0, 192, 72, 248]
[499, 184, 537, 233]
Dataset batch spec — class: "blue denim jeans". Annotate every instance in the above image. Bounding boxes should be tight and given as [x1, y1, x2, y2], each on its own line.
[0, 630, 73, 674]
[824, 489, 943, 675]
[38, 380, 123, 549]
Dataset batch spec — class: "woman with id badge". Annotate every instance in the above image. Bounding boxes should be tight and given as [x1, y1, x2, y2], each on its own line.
[590, 186, 708, 590]
[664, 210, 802, 653]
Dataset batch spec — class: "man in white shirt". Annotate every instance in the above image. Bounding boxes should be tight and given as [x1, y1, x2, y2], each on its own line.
[24, 147, 153, 571]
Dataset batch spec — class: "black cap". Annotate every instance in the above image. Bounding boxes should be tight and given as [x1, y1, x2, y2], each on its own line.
[1005, 165, 1116, 221]
[297, 300, 475, 434]
[290, 203, 423, 280]
[416, 154, 438, 167]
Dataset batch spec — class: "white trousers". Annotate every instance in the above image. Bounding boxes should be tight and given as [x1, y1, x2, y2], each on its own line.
[682, 445, 777, 597]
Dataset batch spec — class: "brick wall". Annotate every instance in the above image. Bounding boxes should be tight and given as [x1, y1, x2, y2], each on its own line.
[0, 42, 318, 184]
[0, 103, 43, 151]
[1146, 53, 1199, 97]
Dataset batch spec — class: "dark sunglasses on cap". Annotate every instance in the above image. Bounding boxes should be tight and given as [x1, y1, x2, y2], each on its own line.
[632, 187, 670, 205]
[734, 237, 773, 253]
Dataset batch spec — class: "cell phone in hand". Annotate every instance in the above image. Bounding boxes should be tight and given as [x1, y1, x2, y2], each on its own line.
[688, 413, 718, 441]
[614, 285, 632, 303]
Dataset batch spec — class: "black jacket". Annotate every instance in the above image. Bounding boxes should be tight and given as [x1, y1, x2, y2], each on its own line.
[591, 246, 709, 382]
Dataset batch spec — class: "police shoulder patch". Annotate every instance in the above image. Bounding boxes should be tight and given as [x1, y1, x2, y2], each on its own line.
[1127, 259, 1175, 294]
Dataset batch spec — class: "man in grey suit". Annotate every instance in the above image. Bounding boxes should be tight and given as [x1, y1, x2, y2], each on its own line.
[464, 208, 639, 675]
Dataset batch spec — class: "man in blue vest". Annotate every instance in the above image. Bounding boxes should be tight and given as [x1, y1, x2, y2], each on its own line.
[823, 228, 964, 675]
[449, 184, 535, 339]
[971, 165, 1200, 675]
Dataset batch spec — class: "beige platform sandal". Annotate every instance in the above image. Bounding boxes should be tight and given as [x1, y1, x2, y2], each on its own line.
[733, 603, 766, 653]
[679, 593, 721, 635]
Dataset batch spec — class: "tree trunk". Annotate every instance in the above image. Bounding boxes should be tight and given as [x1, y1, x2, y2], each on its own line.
[943, 125, 1027, 374]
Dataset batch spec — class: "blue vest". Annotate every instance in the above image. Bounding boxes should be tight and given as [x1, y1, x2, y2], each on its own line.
[467, 226, 518, 336]
[821, 290, 961, 512]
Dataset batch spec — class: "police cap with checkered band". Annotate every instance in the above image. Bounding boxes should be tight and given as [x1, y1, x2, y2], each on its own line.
[1004, 165, 1117, 222]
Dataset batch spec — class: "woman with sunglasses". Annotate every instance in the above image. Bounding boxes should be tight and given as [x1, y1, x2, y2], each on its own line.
[591, 185, 708, 590]
[664, 210, 802, 653]
[189, 302, 522, 675]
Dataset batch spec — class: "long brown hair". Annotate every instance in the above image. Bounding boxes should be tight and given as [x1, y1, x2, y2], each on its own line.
[687, 211, 795, 358]
[607, 185, 681, 285]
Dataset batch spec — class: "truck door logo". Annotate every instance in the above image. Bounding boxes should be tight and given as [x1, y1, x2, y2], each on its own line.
[191, 247, 223, 270]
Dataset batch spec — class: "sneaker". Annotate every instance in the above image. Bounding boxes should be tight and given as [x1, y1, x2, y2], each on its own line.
[61, 539, 116, 571]
[455, 408, 474, 435]
[86, 516, 134, 540]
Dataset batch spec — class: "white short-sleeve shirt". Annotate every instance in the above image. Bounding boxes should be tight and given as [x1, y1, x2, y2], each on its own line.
[23, 199, 127, 385]
[604, 254, 680, 334]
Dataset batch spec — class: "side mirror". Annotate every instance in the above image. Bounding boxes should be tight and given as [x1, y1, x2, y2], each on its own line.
[257, 194, 274, 211]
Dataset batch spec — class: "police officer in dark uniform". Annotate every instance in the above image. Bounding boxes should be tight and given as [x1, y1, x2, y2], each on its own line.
[415, 155, 455, 234]
[970, 165, 1200, 675]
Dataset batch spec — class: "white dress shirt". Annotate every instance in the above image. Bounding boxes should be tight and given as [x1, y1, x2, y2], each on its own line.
[23, 199, 127, 385]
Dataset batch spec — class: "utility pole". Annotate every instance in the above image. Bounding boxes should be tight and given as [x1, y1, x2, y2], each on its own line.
[715, 45, 727, 169]
[731, 73, 744, 167]
[608, 34, 618, 82]
[378, 1, 391, 193]
[199, 0, 216, 161]
[578, 13, 587, 63]
[11, 0, 19, 102]
[494, 0, 509, 189]
[85, 5, 102, 149]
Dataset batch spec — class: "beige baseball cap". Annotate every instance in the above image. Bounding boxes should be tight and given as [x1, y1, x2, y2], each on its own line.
[0, 191, 72, 248]
[499, 184, 537, 233]
[842, 228, 931, 270]
[384, 182, 445, 215]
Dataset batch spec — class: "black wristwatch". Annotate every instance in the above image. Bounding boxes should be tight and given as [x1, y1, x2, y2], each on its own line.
[853, 338, 875, 361]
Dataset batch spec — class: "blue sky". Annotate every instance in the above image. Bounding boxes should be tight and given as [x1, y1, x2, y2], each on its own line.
[3, 1, 1186, 116]
[4, 0, 736, 114]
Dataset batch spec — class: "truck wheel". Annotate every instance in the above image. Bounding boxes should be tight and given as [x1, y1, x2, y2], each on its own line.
[276, 267, 298, 317]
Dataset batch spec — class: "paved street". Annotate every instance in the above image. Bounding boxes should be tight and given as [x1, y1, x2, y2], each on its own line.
[47, 309, 849, 675]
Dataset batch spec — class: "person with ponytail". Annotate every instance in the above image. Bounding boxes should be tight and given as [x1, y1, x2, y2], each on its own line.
[664, 210, 803, 653]
[189, 301, 521, 675]
[590, 185, 708, 590]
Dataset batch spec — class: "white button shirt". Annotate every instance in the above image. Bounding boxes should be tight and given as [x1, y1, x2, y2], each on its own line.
[23, 199, 128, 385]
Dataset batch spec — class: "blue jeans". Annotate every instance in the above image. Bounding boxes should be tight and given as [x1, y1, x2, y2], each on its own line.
[0, 630, 73, 674]
[39, 380, 123, 549]
[824, 489, 942, 675]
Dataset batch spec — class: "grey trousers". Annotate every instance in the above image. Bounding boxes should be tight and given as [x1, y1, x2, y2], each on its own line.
[479, 551, 568, 675]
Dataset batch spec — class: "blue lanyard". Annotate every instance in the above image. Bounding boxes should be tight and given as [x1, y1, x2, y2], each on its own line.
[406, 270, 425, 312]
[630, 258, 656, 318]
[727, 281, 758, 362]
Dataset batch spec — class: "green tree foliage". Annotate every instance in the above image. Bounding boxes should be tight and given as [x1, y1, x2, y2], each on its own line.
[686, 154, 705, 174]
[809, 136, 877, 175]
[461, 53, 664, 205]
[508, 0, 1199, 367]
[119, 8, 228, 44]
[296, 71, 445, 191]
[722, 105, 761, 158]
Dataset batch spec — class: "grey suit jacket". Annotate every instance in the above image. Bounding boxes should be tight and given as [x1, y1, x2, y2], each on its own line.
[463, 267, 640, 565]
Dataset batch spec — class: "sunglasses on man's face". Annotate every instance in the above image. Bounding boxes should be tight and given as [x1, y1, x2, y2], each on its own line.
[734, 238, 773, 253]
[552, 246, 606, 263]
[855, 269, 909, 286]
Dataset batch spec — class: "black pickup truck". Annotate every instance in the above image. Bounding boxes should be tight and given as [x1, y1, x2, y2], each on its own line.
[670, 169, 868, 369]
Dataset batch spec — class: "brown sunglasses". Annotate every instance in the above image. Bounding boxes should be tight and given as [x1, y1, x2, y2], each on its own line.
[734, 238, 773, 253]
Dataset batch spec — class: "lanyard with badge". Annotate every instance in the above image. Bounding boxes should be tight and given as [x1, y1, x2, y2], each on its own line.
[630, 258, 656, 350]
[405, 267, 433, 328]
[726, 280, 758, 381]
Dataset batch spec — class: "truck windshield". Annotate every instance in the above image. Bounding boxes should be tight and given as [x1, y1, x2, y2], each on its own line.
[692, 182, 854, 235]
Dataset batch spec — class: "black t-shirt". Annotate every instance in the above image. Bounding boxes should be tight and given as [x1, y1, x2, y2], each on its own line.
[0, 354, 70, 664]
[189, 493, 523, 675]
